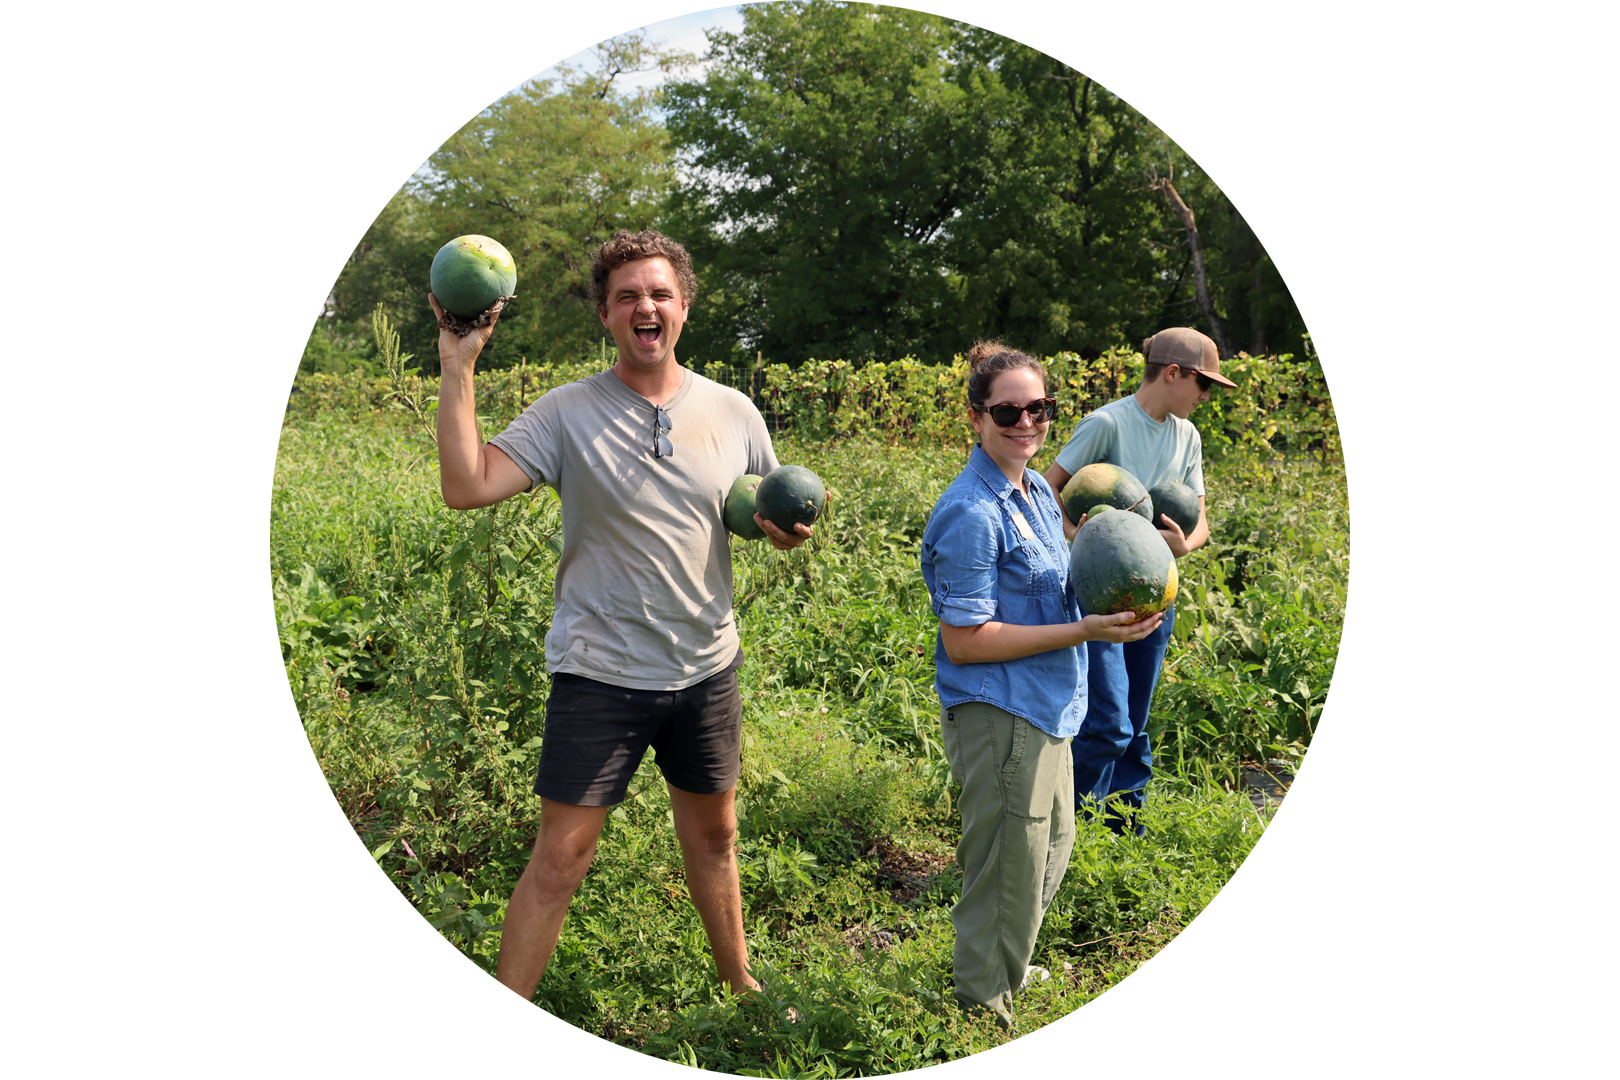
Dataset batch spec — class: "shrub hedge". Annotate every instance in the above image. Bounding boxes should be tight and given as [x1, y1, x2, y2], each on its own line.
[286, 344, 1338, 463]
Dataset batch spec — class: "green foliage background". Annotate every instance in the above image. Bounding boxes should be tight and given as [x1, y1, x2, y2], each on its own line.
[664, 3, 1302, 365]
[305, 35, 686, 375]
[274, 349, 1345, 1072]
[308, 2, 1306, 377]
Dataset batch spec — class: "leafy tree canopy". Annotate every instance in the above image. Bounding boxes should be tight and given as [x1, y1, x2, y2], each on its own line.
[326, 32, 692, 371]
[664, 2, 1305, 364]
[316, 6, 1306, 374]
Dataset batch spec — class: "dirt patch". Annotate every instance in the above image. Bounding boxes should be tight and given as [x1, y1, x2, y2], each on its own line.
[1243, 762, 1295, 813]
[867, 838, 954, 902]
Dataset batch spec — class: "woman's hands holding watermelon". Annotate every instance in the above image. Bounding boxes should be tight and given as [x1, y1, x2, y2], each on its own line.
[1079, 610, 1164, 644]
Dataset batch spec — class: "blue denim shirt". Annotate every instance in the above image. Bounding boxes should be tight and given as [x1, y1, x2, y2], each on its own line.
[919, 446, 1087, 738]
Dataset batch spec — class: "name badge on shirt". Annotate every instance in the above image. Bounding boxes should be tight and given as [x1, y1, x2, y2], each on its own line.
[1010, 510, 1036, 541]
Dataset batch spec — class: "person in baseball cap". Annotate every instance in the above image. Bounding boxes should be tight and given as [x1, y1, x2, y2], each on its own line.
[1042, 326, 1229, 833]
[1143, 326, 1237, 389]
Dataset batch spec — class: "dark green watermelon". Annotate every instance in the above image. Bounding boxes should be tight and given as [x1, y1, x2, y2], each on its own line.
[430, 235, 518, 318]
[1085, 504, 1114, 523]
[755, 465, 826, 533]
[723, 474, 767, 540]
[1147, 480, 1200, 537]
[1069, 508, 1179, 618]
[1060, 463, 1153, 526]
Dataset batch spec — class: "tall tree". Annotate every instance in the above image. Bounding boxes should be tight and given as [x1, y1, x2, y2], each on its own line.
[662, 3, 1307, 365]
[662, 2, 1020, 365]
[323, 33, 689, 370]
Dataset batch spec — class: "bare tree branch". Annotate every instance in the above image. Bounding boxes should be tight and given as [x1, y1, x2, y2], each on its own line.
[1149, 174, 1235, 359]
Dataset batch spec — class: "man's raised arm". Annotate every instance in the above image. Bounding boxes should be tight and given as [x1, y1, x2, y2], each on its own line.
[430, 294, 534, 510]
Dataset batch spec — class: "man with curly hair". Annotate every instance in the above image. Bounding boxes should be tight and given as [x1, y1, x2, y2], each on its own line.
[429, 229, 812, 1000]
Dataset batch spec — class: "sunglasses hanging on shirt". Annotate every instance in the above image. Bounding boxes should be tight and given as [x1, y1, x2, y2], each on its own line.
[651, 404, 674, 459]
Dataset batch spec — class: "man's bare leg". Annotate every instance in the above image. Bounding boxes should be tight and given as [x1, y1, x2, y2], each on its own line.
[668, 783, 759, 994]
[495, 798, 611, 999]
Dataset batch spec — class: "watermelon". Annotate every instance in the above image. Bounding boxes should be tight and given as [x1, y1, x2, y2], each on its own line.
[754, 465, 826, 533]
[1085, 504, 1114, 522]
[430, 235, 518, 319]
[724, 475, 767, 540]
[1147, 480, 1200, 537]
[1069, 508, 1179, 619]
[1060, 463, 1153, 526]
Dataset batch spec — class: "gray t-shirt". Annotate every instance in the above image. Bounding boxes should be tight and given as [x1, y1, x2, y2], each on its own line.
[1052, 394, 1205, 496]
[488, 367, 779, 690]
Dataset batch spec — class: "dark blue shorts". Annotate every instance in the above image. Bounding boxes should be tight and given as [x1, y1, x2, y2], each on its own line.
[534, 651, 744, 806]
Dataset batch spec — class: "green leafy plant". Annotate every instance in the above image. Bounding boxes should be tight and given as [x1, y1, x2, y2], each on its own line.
[1150, 455, 1348, 779]
[273, 375, 1344, 1072]
[373, 302, 437, 450]
[292, 341, 1338, 468]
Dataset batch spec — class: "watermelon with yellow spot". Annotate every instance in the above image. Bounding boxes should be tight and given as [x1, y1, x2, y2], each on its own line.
[1060, 463, 1152, 526]
[1069, 507, 1178, 618]
[430, 235, 518, 319]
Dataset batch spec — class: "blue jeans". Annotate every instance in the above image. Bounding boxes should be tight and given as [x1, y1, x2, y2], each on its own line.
[1071, 605, 1176, 834]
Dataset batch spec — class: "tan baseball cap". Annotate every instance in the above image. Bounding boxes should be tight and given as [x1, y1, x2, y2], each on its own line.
[1143, 327, 1237, 388]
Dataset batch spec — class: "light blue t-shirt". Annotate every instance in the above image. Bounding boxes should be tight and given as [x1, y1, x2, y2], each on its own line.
[1052, 394, 1205, 496]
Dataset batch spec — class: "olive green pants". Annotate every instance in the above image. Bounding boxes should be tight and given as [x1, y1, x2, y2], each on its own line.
[942, 701, 1075, 1029]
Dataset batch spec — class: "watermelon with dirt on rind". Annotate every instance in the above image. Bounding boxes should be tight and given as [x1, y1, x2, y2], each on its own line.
[1060, 462, 1153, 526]
[1147, 480, 1200, 537]
[430, 235, 518, 319]
[754, 465, 826, 534]
[724, 475, 767, 540]
[1069, 507, 1178, 619]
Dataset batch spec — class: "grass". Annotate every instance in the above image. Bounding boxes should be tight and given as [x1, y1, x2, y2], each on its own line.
[272, 401, 1346, 1073]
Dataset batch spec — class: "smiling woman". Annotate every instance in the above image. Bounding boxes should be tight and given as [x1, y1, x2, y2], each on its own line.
[919, 340, 1165, 1030]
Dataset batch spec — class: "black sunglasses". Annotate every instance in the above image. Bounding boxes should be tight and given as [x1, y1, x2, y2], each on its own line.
[971, 397, 1058, 428]
[651, 404, 674, 459]
[1167, 364, 1214, 392]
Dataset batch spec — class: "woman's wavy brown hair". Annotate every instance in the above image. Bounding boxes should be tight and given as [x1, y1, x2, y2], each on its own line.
[965, 339, 1046, 407]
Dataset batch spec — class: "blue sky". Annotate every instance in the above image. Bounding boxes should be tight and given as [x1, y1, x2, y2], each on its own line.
[520, 5, 746, 100]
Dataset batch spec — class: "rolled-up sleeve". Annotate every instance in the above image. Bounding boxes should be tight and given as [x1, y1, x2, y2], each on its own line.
[922, 498, 1003, 627]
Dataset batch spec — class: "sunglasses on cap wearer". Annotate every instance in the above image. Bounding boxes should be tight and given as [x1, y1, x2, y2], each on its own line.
[1162, 364, 1214, 392]
[970, 398, 1058, 428]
